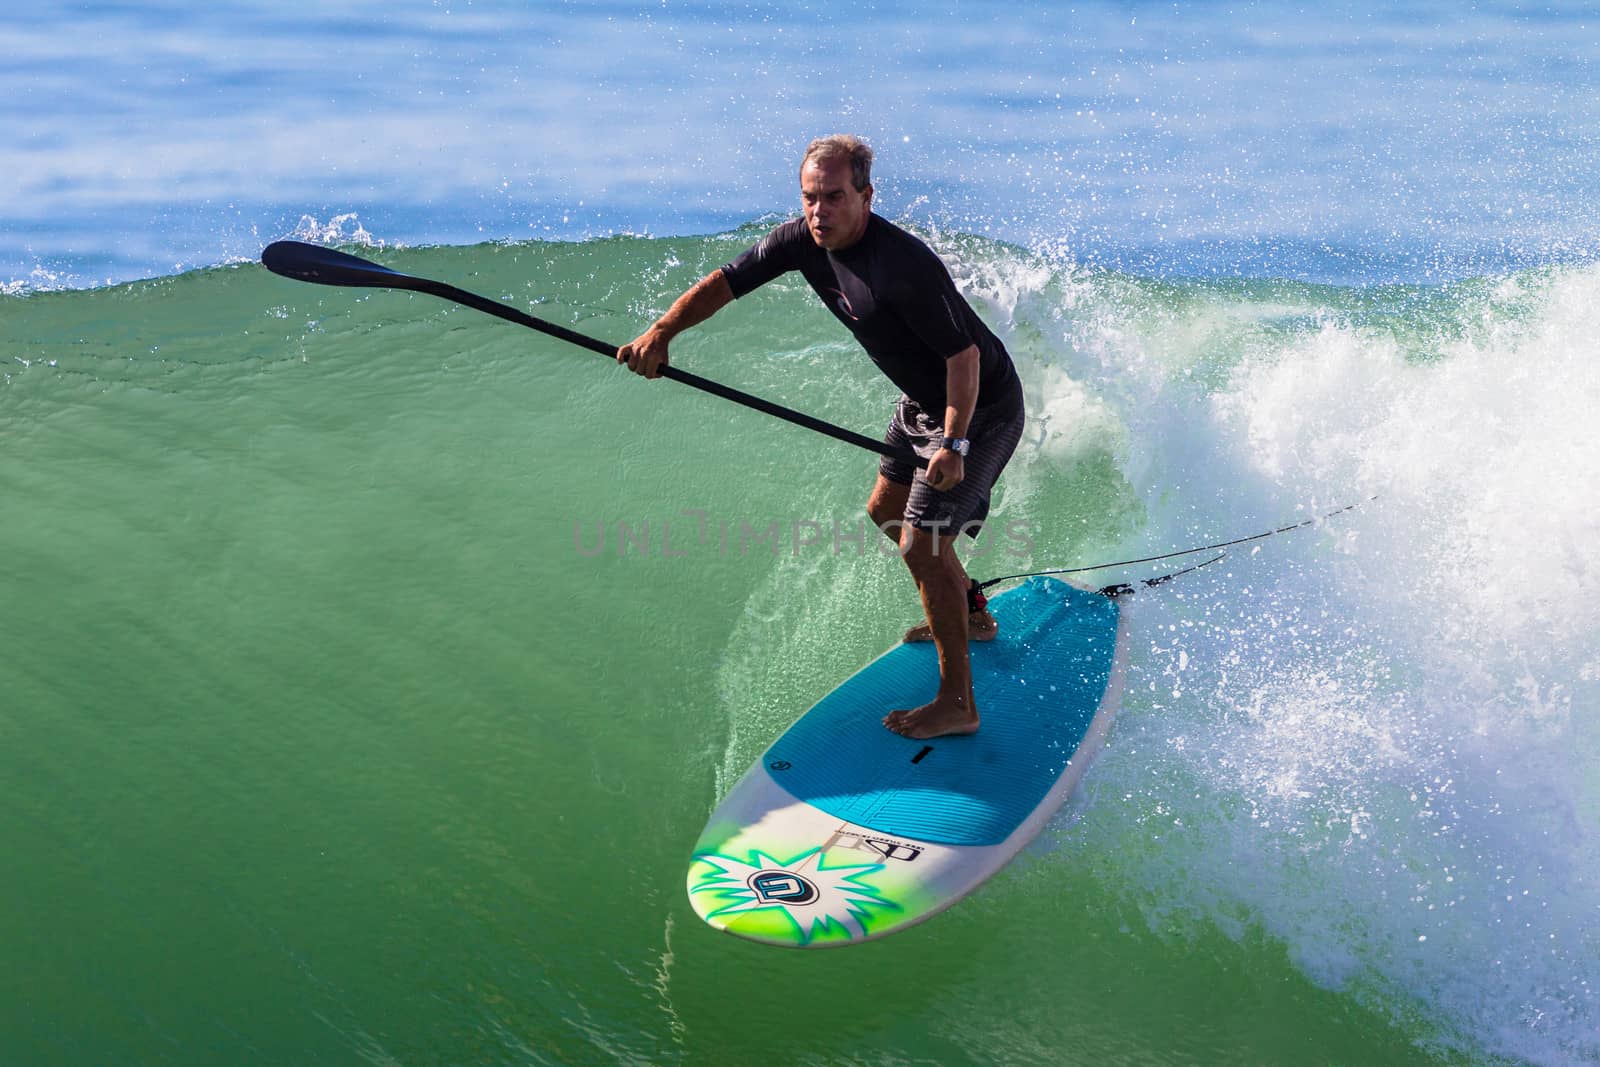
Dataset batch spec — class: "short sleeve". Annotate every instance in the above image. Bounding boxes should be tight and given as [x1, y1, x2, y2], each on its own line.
[721, 219, 808, 298]
[895, 250, 977, 360]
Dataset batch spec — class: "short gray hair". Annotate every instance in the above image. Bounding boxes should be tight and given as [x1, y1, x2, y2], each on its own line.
[801, 134, 874, 191]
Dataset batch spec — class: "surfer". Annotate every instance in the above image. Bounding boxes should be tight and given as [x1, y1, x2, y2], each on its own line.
[617, 135, 1025, 739]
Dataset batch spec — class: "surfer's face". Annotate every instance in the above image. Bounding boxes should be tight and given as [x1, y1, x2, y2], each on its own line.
[801, 157, 872, 251]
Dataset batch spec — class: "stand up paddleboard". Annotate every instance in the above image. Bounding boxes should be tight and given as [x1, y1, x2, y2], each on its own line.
[687, 576, 1129, 947]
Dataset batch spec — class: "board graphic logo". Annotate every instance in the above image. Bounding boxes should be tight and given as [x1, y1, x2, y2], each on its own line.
[748, 870, 818, 905]
[822, 830, 923, 863]
[690, 846, 901, 944]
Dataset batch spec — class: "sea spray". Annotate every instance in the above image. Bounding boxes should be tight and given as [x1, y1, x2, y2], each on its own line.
[987, 250, 1600, 1064]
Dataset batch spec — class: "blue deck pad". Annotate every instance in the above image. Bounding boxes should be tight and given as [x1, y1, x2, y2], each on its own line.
[762, 577, 1121, 847]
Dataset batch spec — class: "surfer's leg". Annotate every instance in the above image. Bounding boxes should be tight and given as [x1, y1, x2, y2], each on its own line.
[866, 473, 911, 545]
[901, 565, 998, 641]
[884, 525, 981, 739]
[902, 588, 997, 640]
[871, 475, 996, 641]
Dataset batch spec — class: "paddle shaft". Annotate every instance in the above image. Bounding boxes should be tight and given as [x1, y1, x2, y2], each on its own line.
[260, 241, 919, 466]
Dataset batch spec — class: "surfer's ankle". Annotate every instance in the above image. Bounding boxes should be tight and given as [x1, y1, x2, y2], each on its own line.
[902, 609, 997, 644]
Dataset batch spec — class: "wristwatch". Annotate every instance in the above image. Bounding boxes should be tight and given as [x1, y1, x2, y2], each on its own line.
[938, 436, 970, 457]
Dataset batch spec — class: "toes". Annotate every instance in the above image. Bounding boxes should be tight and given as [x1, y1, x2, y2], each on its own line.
[883, 708, 921, 735]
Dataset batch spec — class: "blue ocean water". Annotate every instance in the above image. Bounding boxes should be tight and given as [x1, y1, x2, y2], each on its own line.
[5, 1, 1599, 288]
[5, 5, 1600, 1066]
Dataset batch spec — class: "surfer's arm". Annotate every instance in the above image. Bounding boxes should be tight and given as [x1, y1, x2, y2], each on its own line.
[617, 271, 733, 379]
[942, 345, 980, 439]
[926, 344, 980, 491]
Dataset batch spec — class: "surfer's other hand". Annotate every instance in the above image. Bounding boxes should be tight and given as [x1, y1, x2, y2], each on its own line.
[617, 329, 670, 379]
[925, 450, 965, 492]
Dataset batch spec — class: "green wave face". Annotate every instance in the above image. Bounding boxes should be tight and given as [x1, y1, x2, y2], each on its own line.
[5, 236, 1597, 1065]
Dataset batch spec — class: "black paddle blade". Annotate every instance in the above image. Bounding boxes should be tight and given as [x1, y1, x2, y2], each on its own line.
[261, 240, 413, 289]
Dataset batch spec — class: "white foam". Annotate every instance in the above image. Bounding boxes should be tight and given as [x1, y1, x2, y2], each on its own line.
[2, 262, 77, 295]
[289, 213, 386, 249]
[977, 248, 1600, 1064]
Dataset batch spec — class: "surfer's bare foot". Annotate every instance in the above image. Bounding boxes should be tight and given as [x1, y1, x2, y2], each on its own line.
[884, 695, 980, 739]
[903, 609, 997, 644]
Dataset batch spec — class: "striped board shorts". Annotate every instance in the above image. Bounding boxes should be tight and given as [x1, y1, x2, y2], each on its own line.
[877, 392, 1025, 539]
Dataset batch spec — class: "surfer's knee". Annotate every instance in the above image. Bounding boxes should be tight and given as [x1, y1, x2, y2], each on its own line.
[899, 525, 960, 579]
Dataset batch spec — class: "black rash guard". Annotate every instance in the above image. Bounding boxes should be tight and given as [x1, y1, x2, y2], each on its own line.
[720, 215, 1024, 416]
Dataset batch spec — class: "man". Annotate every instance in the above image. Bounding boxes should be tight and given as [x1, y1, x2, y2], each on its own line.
[617, 134, 1025, 740]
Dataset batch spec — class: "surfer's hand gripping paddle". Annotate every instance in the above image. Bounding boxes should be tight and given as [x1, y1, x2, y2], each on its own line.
[260, 240, 921, 467]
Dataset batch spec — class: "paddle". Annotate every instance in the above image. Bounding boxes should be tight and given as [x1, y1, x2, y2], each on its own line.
[259, 240, 920, 465]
